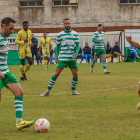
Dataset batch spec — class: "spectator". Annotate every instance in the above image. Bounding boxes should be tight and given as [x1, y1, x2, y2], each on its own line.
[92, 45, 103, 63]
[75, 47, 85, 63]
[31, 34, 39, 65]
[50, 49, 54, 64]
[112, 42, 123, 62]
[105, 41, 112, 63]
[129, 46, 139, 62]
[83, 43, 93, 63]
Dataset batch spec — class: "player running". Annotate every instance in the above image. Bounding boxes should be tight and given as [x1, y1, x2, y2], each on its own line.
[15, 21, 33, 81]
[0, 17, 33, 130]
[39, 33, 52, 70]
[90, 24, 110, 74]
[40, 18, 81, 96]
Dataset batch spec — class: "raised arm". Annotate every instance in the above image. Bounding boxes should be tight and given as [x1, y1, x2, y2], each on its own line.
[125, 35, 140, 48]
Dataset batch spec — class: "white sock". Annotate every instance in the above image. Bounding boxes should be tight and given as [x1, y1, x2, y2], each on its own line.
[16, 118, 22, 124]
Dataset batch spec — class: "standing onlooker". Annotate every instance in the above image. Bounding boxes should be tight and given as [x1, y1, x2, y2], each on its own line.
[105, 41, 112, 63]
[31, 34, 39, 65]
[129, 46, 139, 62]
[83, 43, 93, 63]
[90, 24, 110, 74]
[112, 42, 123, 62]
[50, 49, 54, 64]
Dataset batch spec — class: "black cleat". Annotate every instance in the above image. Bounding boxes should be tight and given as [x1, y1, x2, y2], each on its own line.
[20, 77, 24, 81]
[23, 73, 27, 80]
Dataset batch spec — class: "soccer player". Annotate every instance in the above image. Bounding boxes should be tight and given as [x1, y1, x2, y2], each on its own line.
[39, 33, 52, 70]
[40, 18, 81, 96]
[0, 17, 33, 130]
[15, 21, 33, 81]
[125, 35, 140, 96]
[90, 24, 110, 74]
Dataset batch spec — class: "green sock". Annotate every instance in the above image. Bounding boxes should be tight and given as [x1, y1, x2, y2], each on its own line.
[14, 96, 23, 118]
[103, 61, 106, 70]
[91, 60, 95, 68]
[48, 75, 57, 90]
[71, 77, 78, 90]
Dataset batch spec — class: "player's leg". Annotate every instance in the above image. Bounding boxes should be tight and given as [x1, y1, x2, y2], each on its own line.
[24, 56, 32, 80]
[69, 60, 81, 95]
[40, 67, 64, 96]
[46, 57, 50, 70]
[138, 82, 140, 96]
[101, 53, 110, 74]
[20, 59, 25, 81]
[44, 57, 48, 70]
[90, 55, 98, 73]
[5, 73, 33, 130]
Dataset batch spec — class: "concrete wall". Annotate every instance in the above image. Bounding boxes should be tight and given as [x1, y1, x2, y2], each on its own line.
[0, 0, 140, 29]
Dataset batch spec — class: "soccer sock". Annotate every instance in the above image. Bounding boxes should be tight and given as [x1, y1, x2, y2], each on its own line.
[71, 77, 78, 90]
[47, 60, 49, 65]
[44, 60, 47, 69]
[20, 65, 24, 77]
[14, 96, 23, 124]
[102, 61, 106, 70]
[117, 57, 119, 62]
[47, 75, 57, 90]
[91, 60, 95, 68]
[24, 63, 31, 73]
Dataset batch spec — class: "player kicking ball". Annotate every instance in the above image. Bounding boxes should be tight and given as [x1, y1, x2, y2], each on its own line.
[40, 18, 81, 96]
[0, 17, 33, 130]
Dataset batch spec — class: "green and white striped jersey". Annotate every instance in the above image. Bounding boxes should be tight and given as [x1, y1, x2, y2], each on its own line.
[0, 33, 9, 74]
[56, 30, 79, 61]
[92, 31, 105, 49]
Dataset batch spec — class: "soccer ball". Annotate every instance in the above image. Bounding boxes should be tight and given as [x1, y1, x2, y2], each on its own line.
[136, 102, 140, 110]
[35, 118, 50, 133]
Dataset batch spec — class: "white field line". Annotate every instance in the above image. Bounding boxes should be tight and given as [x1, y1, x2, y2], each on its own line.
[3, 85, 138, 98]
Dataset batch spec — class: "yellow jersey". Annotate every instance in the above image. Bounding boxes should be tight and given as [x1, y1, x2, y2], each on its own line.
[15, 29, 32, 51]
[39, 37, 52, 54]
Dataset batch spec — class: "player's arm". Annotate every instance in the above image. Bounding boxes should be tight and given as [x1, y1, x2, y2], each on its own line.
[15, 32, 24, 45]
[39, 40, 42, 55]
[125, 35, 140, 48]
[29, 32, 34, 47]
[55, 44, 60, 64]
[73, 42, 80, 59]
[92, 34, 104, 43]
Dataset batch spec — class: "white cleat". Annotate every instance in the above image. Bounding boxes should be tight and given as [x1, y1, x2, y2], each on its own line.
[90, 67, 93, 73]
[40, 89, 50, 97]
[104, 70, 110, 74]
[71, 90, 81, 95]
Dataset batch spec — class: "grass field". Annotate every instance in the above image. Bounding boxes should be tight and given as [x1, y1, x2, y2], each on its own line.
[1, 62, 140, 140]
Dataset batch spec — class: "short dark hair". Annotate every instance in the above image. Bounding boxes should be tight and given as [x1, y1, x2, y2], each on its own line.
[23, 21, 28, 25]
[98, 24, 102, 27]
[116, 42, 118, 43]
[1, 17, 16, 27]
[63, 18, 70, 23]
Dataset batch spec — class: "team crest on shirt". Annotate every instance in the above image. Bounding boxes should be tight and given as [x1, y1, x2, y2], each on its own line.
[71, 34, 73, 38]
[17, 34, 19, 38]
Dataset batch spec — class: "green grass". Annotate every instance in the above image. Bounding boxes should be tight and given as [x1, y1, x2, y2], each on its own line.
[1, 62, 140, 140]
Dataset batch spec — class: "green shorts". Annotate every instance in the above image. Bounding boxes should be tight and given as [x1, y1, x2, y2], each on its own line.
[0, 72, 19, 90]
[94, 49, 106, 56]
[56, 60, 78, 69]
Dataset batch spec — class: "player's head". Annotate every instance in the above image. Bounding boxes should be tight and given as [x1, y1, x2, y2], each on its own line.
[32, 34, 34, 38]
[97, 24, 103, 32]
[1, 17, 16, 37]
[23, 21, 29, 31]
[43, 33, 47, 38]
[63, 18, 71, 31]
